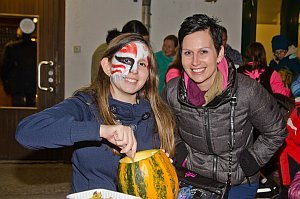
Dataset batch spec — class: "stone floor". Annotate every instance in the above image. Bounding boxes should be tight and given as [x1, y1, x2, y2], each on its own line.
[0, 161, 72, 199]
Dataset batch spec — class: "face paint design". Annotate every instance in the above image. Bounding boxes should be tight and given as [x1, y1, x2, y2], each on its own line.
[111, 41, 150, 79]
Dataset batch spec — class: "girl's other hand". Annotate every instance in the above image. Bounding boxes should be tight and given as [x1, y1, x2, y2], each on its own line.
[100, 124, 137, 159]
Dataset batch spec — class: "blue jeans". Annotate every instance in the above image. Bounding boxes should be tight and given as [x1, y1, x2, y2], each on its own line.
[228, 180, 259, 199]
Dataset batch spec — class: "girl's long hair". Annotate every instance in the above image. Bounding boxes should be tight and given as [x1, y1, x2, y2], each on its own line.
[81, 33, 175, 156]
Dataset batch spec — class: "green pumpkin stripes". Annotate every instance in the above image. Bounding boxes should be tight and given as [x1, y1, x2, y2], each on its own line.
[118, 149, 179, 199]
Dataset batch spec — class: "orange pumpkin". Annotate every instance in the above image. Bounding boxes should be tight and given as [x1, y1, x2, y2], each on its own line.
[118, 149, 179, 199]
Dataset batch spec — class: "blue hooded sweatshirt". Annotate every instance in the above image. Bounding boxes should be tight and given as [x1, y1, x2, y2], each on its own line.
[15, 92, 159, 193]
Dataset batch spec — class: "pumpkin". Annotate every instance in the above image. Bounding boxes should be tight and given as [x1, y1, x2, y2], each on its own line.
[118, 149, 179, 199]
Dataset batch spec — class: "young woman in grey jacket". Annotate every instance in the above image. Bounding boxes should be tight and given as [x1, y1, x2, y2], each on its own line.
[161, 14, 287, 199]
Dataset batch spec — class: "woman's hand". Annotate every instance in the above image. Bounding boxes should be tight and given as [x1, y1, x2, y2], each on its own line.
[100, 124, 137, 159]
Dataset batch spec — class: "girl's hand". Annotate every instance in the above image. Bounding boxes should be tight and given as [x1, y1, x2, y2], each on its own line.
[100, 124, 137, 159]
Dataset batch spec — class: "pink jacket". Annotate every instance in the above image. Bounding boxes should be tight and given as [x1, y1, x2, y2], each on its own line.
[165, 68, 181, 83]
[270, 71, 291, 97]
[244, 68, 291, 97]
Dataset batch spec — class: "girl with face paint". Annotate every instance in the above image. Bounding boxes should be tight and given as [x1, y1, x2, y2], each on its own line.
[15, 33, 176, 193]
[105, 40, 151, 100]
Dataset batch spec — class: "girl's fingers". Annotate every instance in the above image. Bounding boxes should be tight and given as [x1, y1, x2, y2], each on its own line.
[131, 138, 137, 157]
[126, 136, 137, 159]
[124, 138, 137, 162]
[119, 126, 136, 155]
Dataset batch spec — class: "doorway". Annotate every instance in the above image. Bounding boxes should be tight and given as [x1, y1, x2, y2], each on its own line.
[0, 0, 66, 160]
[256, 0, 282, 63]
[242, 0, 299, 61]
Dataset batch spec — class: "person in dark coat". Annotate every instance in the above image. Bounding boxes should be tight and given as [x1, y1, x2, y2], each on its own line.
[269, 35, 300, 89]
[1, 28, 37, 106]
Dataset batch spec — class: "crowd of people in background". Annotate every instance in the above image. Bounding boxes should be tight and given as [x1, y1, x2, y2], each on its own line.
[220, 26, 243, 67]
[238, 42, 291, 97]
[270, 35, 300, 88]
[155, 34, 178, 93]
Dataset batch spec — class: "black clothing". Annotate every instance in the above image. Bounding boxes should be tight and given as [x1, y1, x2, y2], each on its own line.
[1, 35, 37, 106]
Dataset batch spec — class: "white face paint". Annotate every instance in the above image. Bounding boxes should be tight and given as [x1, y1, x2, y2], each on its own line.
[111, 41, 150, 80]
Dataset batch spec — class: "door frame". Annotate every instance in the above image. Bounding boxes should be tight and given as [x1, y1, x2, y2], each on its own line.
[281, 0, 300, 47]
[0, 0, 65, 160]
[242, 0, 299, 57]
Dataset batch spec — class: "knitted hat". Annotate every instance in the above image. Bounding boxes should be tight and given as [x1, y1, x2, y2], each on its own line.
[291, 76, 300, 97]
[271, 35, 288, 52]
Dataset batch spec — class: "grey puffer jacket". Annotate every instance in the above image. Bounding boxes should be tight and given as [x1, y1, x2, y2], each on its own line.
[161, 59, 287, 185]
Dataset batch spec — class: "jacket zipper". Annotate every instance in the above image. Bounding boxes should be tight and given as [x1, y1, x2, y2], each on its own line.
[204, 108, 218, 180]
[203, 108, 213, 152]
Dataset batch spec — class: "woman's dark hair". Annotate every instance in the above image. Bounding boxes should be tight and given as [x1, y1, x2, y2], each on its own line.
[168, 14, 222, 77]
[243, 42, 267, 70]
[121, 20, 149, 36]
[178, 14, 223, 54]
[220, 25, 227, 35]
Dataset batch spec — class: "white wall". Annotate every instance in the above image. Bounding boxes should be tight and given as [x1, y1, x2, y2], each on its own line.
[151, 0, 243, 53]
[65, 0, 243, 98]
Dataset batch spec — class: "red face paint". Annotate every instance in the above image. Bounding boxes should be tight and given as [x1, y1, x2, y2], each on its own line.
[111, 41, 150, 77]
